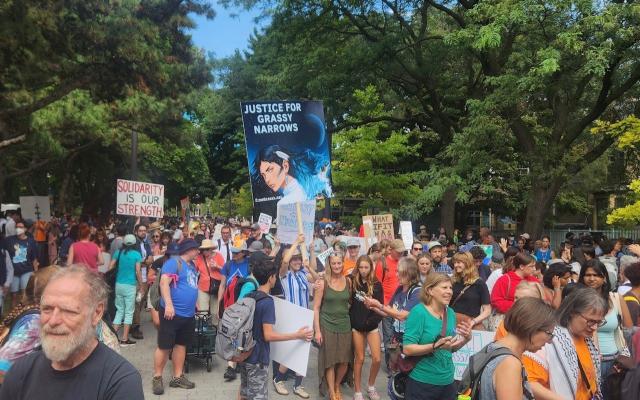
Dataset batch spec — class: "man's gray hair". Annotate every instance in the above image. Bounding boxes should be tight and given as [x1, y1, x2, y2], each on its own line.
[556, 286, 609, 327]
[620, 255, 639, 277]
[45, 265, 110, 309]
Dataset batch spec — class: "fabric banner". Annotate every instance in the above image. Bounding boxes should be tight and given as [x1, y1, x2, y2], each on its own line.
[362, 214, 395, 241]
[116, 179, 164, 218]
[240, 100, 332, 219]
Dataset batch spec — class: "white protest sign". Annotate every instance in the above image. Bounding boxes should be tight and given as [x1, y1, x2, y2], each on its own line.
[116, 179, 164, 218]
[316, 247, 333, 267]
[400, 221, 414, 250]
[270, 296, 314, 376]
[258, 213, 272, 234]
[276, 200, 315, 246]
[453, 330, 496, 380]
[19, 196, 51, 222]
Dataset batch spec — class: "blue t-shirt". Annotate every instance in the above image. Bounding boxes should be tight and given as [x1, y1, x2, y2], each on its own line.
[3, 236, 37, 276]
[246, 294, 275, 366]
[220, 259, 249, 285]
[534, 248, 552, 263]
[113, 249, 142, 286]
[160, 257, 199, 318]
[390, 284, 421, 334]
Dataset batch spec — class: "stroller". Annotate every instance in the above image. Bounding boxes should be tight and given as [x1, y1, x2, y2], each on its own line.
[185, 311, 217, 372]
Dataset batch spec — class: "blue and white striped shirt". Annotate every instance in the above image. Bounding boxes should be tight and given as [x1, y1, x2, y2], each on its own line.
[280, 269, 310, 309]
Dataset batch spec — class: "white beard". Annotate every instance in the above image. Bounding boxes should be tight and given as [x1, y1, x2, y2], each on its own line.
[40, 318, 96, 363]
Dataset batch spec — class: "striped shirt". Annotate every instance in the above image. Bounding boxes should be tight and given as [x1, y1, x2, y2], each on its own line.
[434, 262, 453, 276]
[280, 269, 310, 309]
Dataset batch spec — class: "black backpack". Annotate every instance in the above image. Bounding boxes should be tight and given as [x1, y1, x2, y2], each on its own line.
[458, 344, 534, 400]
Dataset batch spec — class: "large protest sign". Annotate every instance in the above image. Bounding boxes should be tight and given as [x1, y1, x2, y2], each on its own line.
[240, 100, 332, 219]
[453, 330, 496, 380]
[276, 200, 315, 246]
[19, 196, 51, 221]
[271, 296, 314, 376]
[116, 179, 164, 218]
[362, 214, 395, 241]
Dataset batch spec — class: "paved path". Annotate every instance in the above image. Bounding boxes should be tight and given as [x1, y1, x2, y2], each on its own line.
[120, 311, 389, 399]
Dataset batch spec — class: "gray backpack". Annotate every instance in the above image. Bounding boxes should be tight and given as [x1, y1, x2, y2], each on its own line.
[216, 290, 269, 363]
[458, 344, 534, 400]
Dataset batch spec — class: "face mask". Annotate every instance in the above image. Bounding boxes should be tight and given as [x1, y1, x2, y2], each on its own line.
[16, 228, 26, 235]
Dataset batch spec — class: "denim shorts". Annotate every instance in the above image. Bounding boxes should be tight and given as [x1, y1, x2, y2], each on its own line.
[11, 272, 33, 293]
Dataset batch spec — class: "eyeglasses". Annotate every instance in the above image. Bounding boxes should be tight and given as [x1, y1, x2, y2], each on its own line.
[412, 247, 422, 251]
[577, 314, 606, 328]
[543, 329, 555, 339]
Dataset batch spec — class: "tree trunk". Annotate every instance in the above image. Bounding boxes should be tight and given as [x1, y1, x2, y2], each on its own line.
[522, 177, 564, 238]
[440, 186, 456, 236]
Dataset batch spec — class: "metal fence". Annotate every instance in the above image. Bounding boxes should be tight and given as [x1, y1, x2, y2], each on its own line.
[491, 228, 640, 246]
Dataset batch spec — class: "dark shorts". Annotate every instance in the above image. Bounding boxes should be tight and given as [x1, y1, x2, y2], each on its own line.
[157, 308, 195, 350]
[405, 377, 456, 400]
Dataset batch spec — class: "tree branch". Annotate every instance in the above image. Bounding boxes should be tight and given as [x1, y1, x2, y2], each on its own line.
[426, 1, 466, 27]
[0, 134, 27, 149]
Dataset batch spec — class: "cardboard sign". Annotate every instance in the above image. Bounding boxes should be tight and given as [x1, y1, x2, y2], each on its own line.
[270, 296, 314, 376]
[316, 247, 333, 267]
[258, 213, 272, 234]
[362, 214, 394, 241]
[453, 330, 496, 380]
[19, 196, 51, 222]
[116, 179, 164, 218]
[276, 200, 315, 246]
[400, 221, 414, 250]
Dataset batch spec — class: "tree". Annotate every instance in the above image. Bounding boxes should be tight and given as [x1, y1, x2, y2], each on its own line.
[243, 0, 640, 236]
[332, 85, 419, 224]
[0, 1, 215, 212]
[598, 116, 640, 226]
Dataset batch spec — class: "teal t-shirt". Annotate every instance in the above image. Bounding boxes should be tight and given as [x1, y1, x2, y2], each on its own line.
[237, 276, 258, 300]
[113, 249, 142, 286]
[403, 304, 457, 385]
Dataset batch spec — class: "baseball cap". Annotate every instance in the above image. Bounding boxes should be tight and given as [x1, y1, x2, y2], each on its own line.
[123, 234, 137, 246]
[427, 241, 443, 251]
[248, 241, 264, 253]
[346, 237, 360, 248]
[520, 233, 530, 240]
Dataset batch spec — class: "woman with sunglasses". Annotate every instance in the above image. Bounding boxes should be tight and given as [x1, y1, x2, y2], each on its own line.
[525, 287, 608, 400]
[150, 231, 162, 256]
[578, 259, 633, 397]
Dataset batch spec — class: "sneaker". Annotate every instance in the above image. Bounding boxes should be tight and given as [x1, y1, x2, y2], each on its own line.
[152, 376, 164, 395]
[223, 366, 237, 381]
[130, 329, 144, 340]
[353, 393, 365, 400]
[169, 374, 195, 389]
[367, 387, 381, 400]
[119, 339, 136, 346]
[293, 386, 310, 399]
[273, 379, 289, 395]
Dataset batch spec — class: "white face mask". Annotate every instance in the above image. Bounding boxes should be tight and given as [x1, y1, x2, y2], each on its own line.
[16, 228, 26, 236]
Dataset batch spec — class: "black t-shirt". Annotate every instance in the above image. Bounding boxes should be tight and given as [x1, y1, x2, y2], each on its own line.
[451, 279, 490, 318]
[0, 342, 143, 400]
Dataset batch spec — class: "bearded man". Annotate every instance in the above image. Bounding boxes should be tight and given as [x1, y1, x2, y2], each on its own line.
[0, 265, 143, 399]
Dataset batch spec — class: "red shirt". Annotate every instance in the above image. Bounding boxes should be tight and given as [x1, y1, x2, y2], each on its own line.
[490, 270, 540, 313]
[71, 241, 101, 272]
[375, 255, 399, 305]
[194, 252, 224, 292]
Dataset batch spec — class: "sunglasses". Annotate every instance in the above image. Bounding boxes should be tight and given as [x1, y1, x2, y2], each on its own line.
[412, 247, 422, 251]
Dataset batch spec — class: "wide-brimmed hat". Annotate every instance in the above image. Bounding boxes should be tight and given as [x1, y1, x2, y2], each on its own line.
[240, 221, 251, 228]
[199, 239, 217, 250]
[166, 243, 180, 256]
[178, 239, 199, 254]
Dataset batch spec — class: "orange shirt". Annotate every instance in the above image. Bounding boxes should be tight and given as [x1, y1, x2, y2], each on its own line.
[494, 320, 507, 340]
[343, 258, 356, 276]
[34, 220, 47, 242]
[194, 252, 225, 292]
[525, 337, 597, 400]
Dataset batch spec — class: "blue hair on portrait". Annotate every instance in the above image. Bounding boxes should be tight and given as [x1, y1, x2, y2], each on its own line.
[252, 144, 331, 199]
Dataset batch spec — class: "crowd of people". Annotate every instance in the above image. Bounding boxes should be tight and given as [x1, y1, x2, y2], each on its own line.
[1, 210, 640, 399]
